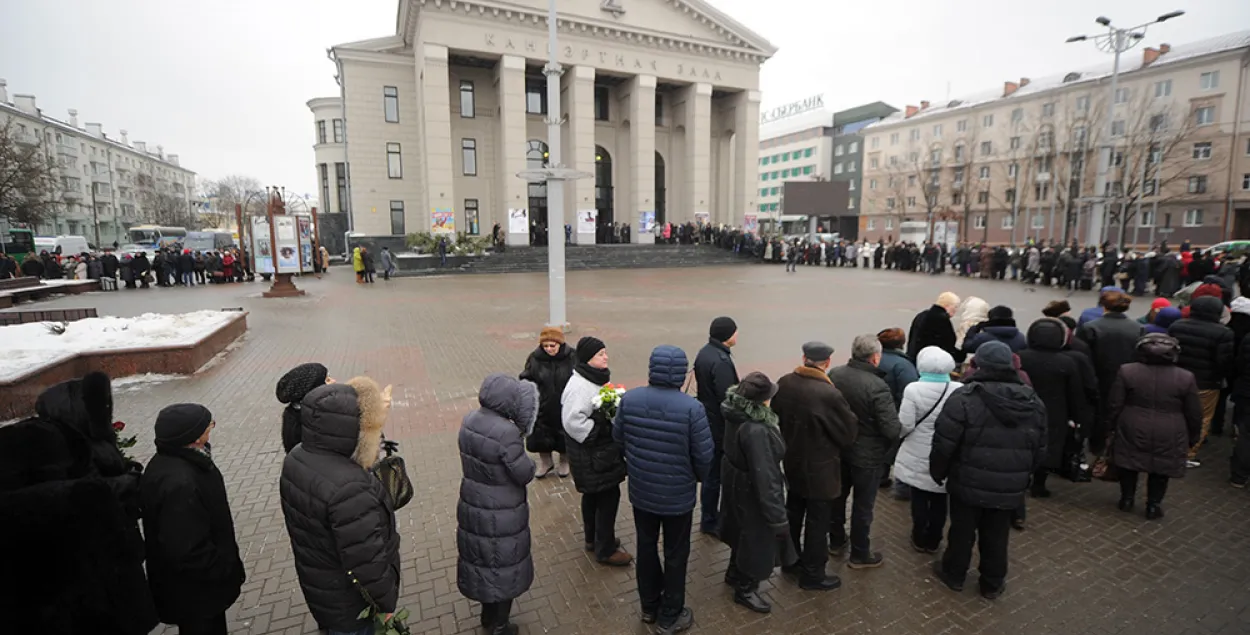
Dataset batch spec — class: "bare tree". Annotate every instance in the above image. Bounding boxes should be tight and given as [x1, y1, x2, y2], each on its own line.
[200, 174, 263, 228]
[0, 118, 60, 226]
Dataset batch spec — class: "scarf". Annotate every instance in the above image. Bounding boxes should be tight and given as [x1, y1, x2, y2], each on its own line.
[723, 389, 779, 429]
[919, 372, 951, 383]
[575, 362, 610, 386]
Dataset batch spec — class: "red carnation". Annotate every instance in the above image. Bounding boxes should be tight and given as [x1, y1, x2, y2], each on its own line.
[113, 421, 125, 431]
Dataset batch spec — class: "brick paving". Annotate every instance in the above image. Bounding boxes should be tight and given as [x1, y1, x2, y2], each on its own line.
[13, 263, 1250, 635]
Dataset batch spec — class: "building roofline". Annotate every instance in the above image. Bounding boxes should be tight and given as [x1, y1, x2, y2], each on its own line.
[0, 102, 194, 174]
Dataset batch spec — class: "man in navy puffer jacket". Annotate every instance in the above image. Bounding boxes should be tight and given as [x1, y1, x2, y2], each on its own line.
[615, 345, 714, 634]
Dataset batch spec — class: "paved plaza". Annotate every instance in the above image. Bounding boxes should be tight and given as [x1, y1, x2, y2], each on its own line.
[14, 263, 1250, 635]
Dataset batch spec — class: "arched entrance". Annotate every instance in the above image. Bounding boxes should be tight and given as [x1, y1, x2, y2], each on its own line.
[526, 140, 549, 245]
[595, 145, 614, 244]
[655, 151, 666, 228]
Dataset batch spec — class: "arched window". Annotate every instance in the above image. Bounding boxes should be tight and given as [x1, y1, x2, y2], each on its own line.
[595, 146, 614, 242]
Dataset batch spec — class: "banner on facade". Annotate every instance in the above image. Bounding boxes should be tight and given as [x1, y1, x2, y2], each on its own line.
[508, 208, 529, 234]
[251, 216, 273, 274]
[274, 216, 300, 273]
[639, 211, 656, 233]
[577, 209, 597, 234]
[695, 211, 710, 225]
[432, 208, 456, 234]
[744, 214, 759, 234]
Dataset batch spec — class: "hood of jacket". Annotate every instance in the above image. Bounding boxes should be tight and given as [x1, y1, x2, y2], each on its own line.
[968, 382, 1035, 428]
[1026, 318, 1067, 351]
[1190, 296, 1224, 322]
[477, 373, 539, 436]
[1137, 333, 1181, 365]
[299, 376, 389, 469]
[1232, 296, 1250, 317]
[648, 345, 688, 388]
[1154, 307, 1183, 330]
[916, 346, 956, 375]
[34, 371, 113, 443]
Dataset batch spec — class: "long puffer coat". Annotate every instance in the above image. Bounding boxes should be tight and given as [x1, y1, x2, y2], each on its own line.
[1017, 318, 1091, 470]
[718, 387, 797, 581]
[1167, 296, 1235, 390]
[280, 378, 400, 632]
[457, 374, 538, 603]
[520, 344, 575, 454]
[562, 370, 627, 494]
[1108, 336, 1203, 478]
[613, 345, 714, 516]
[929, 368, 1048, 509]
[894, 347, 962, 494]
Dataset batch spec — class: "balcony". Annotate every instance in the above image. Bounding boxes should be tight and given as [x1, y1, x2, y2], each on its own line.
[1036, 172, 1051, 183]
[90, 172, 110, 184]
[57, 141, 78, 158]
[13, 128, 39, 146]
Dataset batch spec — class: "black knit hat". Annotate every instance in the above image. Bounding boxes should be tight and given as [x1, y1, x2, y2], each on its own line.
[709, 316, 738, 343]
[575, 336, 606, 364]
[737, 371, 777, 403]
[154, 403, 213, 450]
[988, 305, 1014, 321]
[276, 363, 329, 405]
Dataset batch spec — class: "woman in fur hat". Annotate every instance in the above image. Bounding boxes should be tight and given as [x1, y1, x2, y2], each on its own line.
[520, 327, 575, 477]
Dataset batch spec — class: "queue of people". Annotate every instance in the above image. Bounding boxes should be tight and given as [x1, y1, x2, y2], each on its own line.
[0, 246, 255, 289]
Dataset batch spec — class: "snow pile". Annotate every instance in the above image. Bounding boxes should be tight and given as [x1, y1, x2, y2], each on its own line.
[112, 373, 185, 391]
[0, 310, 239, 381]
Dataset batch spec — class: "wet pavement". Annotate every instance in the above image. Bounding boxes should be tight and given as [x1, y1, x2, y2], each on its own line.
[15, 263, 1250, 635]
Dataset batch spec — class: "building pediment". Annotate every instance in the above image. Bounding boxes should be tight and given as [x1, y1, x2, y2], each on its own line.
[396, 0, 776, 63]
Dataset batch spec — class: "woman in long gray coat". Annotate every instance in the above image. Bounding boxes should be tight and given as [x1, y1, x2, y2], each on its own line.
[457, 374, 538, 635]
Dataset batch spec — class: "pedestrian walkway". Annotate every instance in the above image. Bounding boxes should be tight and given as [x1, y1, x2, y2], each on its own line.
[19, 266, 1248, 634]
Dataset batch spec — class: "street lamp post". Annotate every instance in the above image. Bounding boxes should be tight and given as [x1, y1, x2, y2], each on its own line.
[517, 0, 591, 330]
[1066, 10, 1184, 248]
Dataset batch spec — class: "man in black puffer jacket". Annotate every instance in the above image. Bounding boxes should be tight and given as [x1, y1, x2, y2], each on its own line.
[280, 377, 401, 634]
[1168, 295, 1234, 466]
[930, 341, 1047, 601]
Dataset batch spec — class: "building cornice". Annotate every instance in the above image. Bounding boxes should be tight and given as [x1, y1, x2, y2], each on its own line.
[307, 97, 342, 109]
[395, 0, 773, 65]
[0, 103, 194, 175]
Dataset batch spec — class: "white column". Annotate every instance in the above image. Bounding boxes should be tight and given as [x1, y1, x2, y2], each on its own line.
[496, 55, 528, 246]
[629, 74, 656, 244]
[683, 82, 712, 226]
[421, 44, 455, 233]
[565, 65, 597, 245]
[732, 90, 761, 228]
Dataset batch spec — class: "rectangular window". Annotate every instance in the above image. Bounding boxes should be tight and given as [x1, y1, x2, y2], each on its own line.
[804, 148, 813, 158]
[907, 196, 916, 208]
[1011, 108, 1023, 123]
[1184, 209, 1204, 227]
[933, 124, 943, 138]
[1188, 176, 1208, 193]
[1039, 131, 1054, 149]
[383, 86, 399, 123]
[1002, 214, 1014, 229]
[803, 166, 814, 175]
[1200, 71, 1220, 91]
[849, 141, 859, 153]
[930, 149, 941, 164]
[848, 180, 856, 191]
[1042, 102, 1055, 117]
[461, 139, 477, 176]
[870, 157, 879, 169]
[781, 168, 790, 178]
[908, 175, 917, 187]
[1195, 106, 1214, 125]
[771, 187, 780, 195]
[389, 200, 405, 235]
[952, 192, 962, 205]
[890, 132, 899, 145]
[885, 218, 894, 230]
[1112, 151, 1124, 167]
[1154, 80, 1172, 98]
[871, 137, 879, 149]
[316, 120, 326, 144]
[1193, 142, 1213, 160]
[1140, 209, 1156, 227]
[848, 199, 855, 210]
[886, 197, 895, 209]
[386, 142, 403, 178]
[1010, 136, 1020, 150]
[1111, 119, 1126, 137]
[909, 129, 920, 141]
[781, 152, 790, 162]
[1115, 87, 1131, 104]
[847, 163, 855, 173]
[594, 86, 609, 121]
[1032, 214, 1044, 229]
[1008, 163, 1018, 178]
[1149, 143, 1162, 164]
[869, 179, 877, 190]
[1243, 173, 1250, 191]
[974, 215, 986, 229]
[867, 218, 876, 231]
[335, 162, 348, 213]
[982, 114, 994, 128]
[464, 199, 480, 235]
[771, 171, 778, 179]
[1076, 95, 1090, 112]
[526, 77, 547, 114]
[979, 166, 991, 179]
[332, 119, 344, 143]
[1150, 114, 1168, 131]
[1034, 183, 1050, 201]
[655, 94, 664, 125]
[1006, 188, 1017, 203]
[835, 144, 844, 156]
[460, 81, 475, 117]
[834, 163, 843, 175]
[977, 191, 989, 204]
[1144, 179, 1158, 196]
[954, 145, 964, 161]
[980, 141, 992, 156]
[319, 163, 330, 212]
[957, 119, 968, 132]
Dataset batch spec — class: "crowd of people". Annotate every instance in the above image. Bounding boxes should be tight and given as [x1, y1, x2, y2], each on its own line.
[6, 266, 1250, 635]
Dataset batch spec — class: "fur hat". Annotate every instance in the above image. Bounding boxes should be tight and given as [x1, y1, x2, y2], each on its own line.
[1042, 300, 1071, 318]
[154, 404, 213, 450]
[345, 376, 389, 469]
[877, 328, 906, 350]
[709, 316, 738, 343]
[539, 327, 565, 345]
[575, 336, 606, 364]
[736, 372, 777, 403]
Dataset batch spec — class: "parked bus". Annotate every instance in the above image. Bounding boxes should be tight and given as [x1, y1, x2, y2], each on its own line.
[185, 231, 236, 252]
[1, 228, 36, 264]
[127, 225, 188, 250]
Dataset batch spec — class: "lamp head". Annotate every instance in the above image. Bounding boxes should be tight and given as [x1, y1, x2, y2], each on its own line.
[1095, 16, 1111, 26]
[1157, 10, 1184, 22]
[1066, 35, 1087, 43]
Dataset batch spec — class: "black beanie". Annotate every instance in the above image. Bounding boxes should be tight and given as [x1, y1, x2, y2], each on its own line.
[575, 336, 606, 364]
[276, 363, 329, 405]
[154, 403, 213, 449]
[988, 305, 1014, 321]
[709, 316, 738, 342]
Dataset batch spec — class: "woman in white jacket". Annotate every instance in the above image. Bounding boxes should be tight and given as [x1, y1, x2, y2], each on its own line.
[893, 346, 962, 554]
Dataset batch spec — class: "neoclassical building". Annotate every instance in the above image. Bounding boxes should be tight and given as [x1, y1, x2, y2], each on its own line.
[309, 0, 775, 244]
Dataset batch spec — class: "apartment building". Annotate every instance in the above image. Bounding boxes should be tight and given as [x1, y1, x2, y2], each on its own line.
[0, 80, 197, 247]
[859, 30, 1250, 247]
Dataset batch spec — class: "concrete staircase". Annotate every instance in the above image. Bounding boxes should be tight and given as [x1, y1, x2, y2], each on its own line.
[398, 244, 753, 276]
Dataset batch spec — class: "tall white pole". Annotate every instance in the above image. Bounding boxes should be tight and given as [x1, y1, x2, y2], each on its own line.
[1089, 29, 1123, 247]
[545, 0, 567, 328]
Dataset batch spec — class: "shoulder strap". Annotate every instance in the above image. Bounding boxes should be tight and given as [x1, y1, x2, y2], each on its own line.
[915, 383, 950, 425]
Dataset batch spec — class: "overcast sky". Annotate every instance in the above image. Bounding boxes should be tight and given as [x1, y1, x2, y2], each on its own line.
[2, 0, 1245, 200]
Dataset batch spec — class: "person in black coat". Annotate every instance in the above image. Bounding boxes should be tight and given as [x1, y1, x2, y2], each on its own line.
[963, 305, 1028, 355]
[20, 251, 43, 277]
[276, 362, 332, 453]
[1017, 319, 1090, 496]
[177, 249, 196, 286]
[280, 378, 400, 634]
[0, 419, 158, 635]
[907, 292, 966, 363]
[1167, 295, 1234, 465]
[520, 327, 575, 477]
[930, 341, 1047, 600]
[693, 316, 740, 536]
[141, 404, 245, 634]
[1078, 291, 1145, 454]
[457, 374, 538, 635]
[132, 252, 151, 288]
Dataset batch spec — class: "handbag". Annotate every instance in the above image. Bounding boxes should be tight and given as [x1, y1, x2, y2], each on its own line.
[1091, 433, 1119, 482]
[371, 439, 414, 511]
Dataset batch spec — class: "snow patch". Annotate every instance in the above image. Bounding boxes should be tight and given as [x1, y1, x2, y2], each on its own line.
[112, 374, 184, 390]
[0, 310, 239, 382]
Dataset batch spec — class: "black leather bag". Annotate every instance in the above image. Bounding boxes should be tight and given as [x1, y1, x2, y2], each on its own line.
[372, 440, 414, 511]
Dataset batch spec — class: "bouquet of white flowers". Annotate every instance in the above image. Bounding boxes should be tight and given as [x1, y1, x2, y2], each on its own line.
[592, 383, 627, 419]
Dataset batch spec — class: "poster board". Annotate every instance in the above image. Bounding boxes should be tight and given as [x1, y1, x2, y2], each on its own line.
[508, 208, 529, 234]
[297, 216, 313, 270]
[744, 214, 759, 234]
[432, 208, 456, 234]
[251, 216, 273, 274]
[695, 211, 710, 226]
[274, 216, 300, 273]
[577, 209, 597, 234]
[639, 211, 656, 233]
